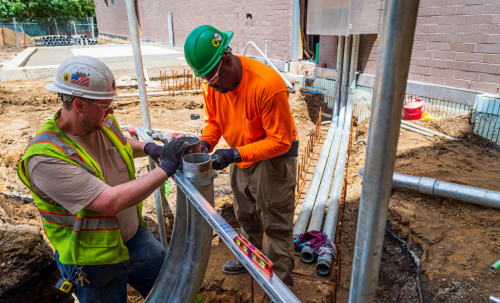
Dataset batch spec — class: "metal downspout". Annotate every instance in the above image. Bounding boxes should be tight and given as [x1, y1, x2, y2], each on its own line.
[124, 0, 168, 249]
[146, 187, 188, 302]
[358, 168, 500, 210]
[338, 36, 352, 128]
[169, 154, 214, 303]
[316, 83, 355, 275]
[349, 0, 421, 302]
[333, 36, 345, 124]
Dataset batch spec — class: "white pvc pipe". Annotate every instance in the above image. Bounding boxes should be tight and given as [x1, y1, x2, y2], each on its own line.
[400, 124, 434, 137]
[401, 120, 456, 140]
[116, 89, 202, 98]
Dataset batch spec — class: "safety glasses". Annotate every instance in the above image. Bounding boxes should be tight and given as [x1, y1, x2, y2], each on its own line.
[201, 46, 232, 85]
[79, 97, 115, 111]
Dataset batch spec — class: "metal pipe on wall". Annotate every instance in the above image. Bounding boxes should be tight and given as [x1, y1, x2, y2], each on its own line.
[333, 36, 345, 122]
[169, 154, 214, 303]
[349, 0, 421, 302]
[291, 0, 300, 62]
[338, 35, 352, 128]
[168, 12, 174, 47]
[358, 168, 500, 210]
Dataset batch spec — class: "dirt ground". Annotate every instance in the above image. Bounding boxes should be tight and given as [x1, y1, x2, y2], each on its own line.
[334, 113, 500, 303]
[1, 75, 499, 302]
[0, 27, 34, 47]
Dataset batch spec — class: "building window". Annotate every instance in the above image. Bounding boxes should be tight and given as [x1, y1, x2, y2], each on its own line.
[104, 0, 108, 7]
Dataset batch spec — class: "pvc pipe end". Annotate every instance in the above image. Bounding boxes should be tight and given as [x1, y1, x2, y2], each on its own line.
[316, 255, 332, 275]
[300, 246, 315, 264]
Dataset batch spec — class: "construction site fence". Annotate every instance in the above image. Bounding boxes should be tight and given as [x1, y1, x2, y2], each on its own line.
[299, 76, 473, 122]
[0, 17, 98, 46]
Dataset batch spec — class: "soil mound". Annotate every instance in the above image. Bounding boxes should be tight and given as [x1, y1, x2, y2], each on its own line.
[0, 27, 34, 46]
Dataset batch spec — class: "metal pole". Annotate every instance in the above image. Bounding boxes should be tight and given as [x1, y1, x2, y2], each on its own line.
[333, 36, 345, 123]
[54, 19, 59, 36]
[349, 0, 420, 302]
[291, 0, 300, 62]
[168, 12, 174, 47]
[13, 18, 19, 47]
[124, 0, 151, 131]
[135, 127, 168, 248]
[89, 17, 95, 40]
[265, 40, 269, 65]
[349, 35, 359, 86]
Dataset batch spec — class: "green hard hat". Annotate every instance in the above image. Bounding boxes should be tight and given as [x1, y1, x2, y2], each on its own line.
[184, 25, 234, 77]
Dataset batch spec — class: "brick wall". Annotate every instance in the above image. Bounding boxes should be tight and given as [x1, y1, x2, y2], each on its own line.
[318, 35, 338, 68]
[358, 0, 500, 94]
[94, 0, 130, 38]
[95, 0, 294, 62]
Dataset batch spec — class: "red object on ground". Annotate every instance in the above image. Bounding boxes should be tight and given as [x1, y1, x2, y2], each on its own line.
[321, 63, 327, 68]
[403, 96, 424, 120]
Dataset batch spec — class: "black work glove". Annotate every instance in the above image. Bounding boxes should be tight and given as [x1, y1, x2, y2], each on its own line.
[200, 140, 211, 154]
[158, 139, 189, 176]
[144, 143, 163, 163]
[211, 149, 235, 170]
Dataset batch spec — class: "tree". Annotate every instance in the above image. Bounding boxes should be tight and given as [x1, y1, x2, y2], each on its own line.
[0, 0, 96, 21]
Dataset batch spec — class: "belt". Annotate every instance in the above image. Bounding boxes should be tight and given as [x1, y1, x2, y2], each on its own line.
[277, 140, 299, 158]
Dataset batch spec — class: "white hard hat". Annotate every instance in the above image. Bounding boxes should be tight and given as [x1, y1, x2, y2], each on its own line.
[46, 55, 117, 100]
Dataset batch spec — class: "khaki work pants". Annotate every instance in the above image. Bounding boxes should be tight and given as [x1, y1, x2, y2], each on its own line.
[230, 157, 296, 288]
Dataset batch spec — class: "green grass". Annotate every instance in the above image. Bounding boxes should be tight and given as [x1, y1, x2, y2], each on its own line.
[195, 294, 206, 303]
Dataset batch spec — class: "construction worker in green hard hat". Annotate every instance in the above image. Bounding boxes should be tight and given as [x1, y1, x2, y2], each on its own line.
[185, 25, 298, 289]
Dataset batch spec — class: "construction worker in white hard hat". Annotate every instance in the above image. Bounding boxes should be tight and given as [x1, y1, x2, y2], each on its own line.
[17, 55, 188, 303]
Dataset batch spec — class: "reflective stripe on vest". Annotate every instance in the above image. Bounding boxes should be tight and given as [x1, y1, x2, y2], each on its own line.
[26, 131, 97, 175]
[105, 117, 127, 146]
[39, 209, 119, 232]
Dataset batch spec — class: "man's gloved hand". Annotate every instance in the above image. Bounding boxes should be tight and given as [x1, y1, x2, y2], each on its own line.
[158, 139, 189, 176]
[200, 140, 211, 154]
[211, 149, 235, 170]
[144, 143, 163, 163]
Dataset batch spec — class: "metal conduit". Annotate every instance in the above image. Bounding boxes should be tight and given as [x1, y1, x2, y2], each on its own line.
[293, 123, 338, 239]
[169, 154, 214, 303]
[316, 84, 355, 275]
[300, 130, 343, 263]
[338, 36, 352, 128]
[333, 36, 345, 122]
[349, 0, 420, 302]
[358, 168, 500, 209]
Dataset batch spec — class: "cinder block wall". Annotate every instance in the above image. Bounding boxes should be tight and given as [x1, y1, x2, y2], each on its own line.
[95, 0, 293, 62]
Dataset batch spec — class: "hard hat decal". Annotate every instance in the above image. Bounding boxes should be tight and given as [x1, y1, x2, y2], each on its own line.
[212, 38, 220, 47]
[62, 73, 70, 82]
[71, 66, 91, 87]
[214, 33, 222, 42]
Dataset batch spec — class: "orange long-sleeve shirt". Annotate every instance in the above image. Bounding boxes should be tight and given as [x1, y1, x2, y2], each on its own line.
[201, 56, 297, 169]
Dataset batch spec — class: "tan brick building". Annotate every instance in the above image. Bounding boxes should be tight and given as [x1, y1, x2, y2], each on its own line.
[95, 0, 500, 94]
